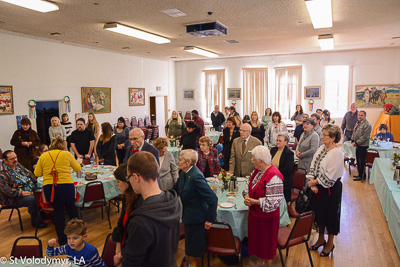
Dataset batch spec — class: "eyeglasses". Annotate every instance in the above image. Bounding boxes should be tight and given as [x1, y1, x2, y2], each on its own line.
[125, 173, 141, 182]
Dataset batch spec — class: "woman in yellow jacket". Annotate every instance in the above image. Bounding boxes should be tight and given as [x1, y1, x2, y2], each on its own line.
[35, 136, 81, 245]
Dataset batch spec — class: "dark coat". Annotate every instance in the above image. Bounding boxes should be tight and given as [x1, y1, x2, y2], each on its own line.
[270, 146, 295, 191]
[221, 126, 240, 171]
[124, 141, 160, 165]
[10, 129, 41, 159]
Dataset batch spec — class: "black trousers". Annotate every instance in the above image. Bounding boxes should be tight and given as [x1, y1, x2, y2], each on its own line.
[356, 145, 368, 178]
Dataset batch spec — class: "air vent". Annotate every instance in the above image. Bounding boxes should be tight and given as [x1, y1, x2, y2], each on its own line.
[161, 8, 187, 17]
[224, 40, 239, 44]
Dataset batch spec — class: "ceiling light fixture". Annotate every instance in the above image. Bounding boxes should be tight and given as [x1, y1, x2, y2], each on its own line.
[318, 34, 334, 50]
[183, 46, 219, 58]
[0, 0, 59, 12]
[103, 23, 170, 44]
[305, 0, 332, 29]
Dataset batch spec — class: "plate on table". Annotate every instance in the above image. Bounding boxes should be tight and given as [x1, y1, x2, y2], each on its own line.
[237, 177, 247, 182]
[226, 192, 236, 196]
[206, 177, 217, 183]
[219, 202, 235, 208]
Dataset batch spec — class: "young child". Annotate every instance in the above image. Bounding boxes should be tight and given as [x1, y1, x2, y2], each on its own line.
[47, 219, 106, 267]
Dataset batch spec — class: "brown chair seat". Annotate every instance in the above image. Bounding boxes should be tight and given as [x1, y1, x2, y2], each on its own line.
[291, 191, 299, 202]
[287, 205, 301, 218]
[277, 227, 305, 247]
[207, 236, 241, 255]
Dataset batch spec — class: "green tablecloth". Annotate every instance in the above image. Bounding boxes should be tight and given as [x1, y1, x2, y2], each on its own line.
[167, 146, 181, 162]
[370, 158, 400, 256]
[205, 131, 222, 145]
[37, 165, 121, 207]
[342, 141, 400, 159]
[211, 178, 291, 239]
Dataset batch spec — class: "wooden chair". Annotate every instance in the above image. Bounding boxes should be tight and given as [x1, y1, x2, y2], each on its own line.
[0, 204, 24, 231]
[277, 211, 315, 267]
[101, 233, 117, 267]
[33, 189, 54, 237]
[344, 157, 352, 175]
[364, 149, 380, 182]
[206, 222, 242, 267]
[79, 181, 111, 229]
[291, 171, 306, 203]
[11, 236, 43, 258]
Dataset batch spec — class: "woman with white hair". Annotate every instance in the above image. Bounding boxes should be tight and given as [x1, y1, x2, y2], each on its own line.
[244, 145, 284, 266]
[173, 149, 218, 267]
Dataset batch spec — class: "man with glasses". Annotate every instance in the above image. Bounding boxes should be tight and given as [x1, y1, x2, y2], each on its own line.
[0, 150, 46, 228]
[229, 123, 262, 177]
[122, 151, 181, 266]
[124, 128, 159, 164]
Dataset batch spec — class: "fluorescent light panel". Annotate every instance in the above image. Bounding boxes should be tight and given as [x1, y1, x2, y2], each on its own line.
[104, 23, 170, 44]
[0, 0, 59, 12]
[318, 34, 334, 50]
[183, 46, 219, 58]
[305, 0, 332, 29]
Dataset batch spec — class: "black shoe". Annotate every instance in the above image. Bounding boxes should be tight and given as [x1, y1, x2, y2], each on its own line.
[353, 177, 362, 181]
[33, 222, 47, 228]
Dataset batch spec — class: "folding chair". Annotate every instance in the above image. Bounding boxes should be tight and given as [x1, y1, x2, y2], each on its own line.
[11, 236, 43, 258]
[344, 157, 352, 175]
[131, 116, 138, 129]
[277, 211, 315, 267]
[184, 111, 192, 123]
[101, 233, 117, 267]
[291, 171, 306, 203]
[33, 189, 54, 237]
[364, 149, 379, 182]
[124, 118, 131, 130]
[0, 204, 23, 231]
[109, 194, 123, 213]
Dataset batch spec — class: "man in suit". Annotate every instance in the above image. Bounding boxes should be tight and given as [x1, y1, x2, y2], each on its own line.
[124, 128, 159, 164]
[229, 123, 262, 177]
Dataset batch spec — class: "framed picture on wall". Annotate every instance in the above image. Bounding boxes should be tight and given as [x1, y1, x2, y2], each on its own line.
[355, 84, 400, 108]
[81, 87, 111, 113]
[183, 89, 195, 100]
[227, 88, 241, 100]
[129, 88, 145, 106]
[304, 86, 321, 99]
[0, 86, 14, 115]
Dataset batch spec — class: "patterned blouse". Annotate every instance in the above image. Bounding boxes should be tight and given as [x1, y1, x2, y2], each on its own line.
[249, 171, 283, 213]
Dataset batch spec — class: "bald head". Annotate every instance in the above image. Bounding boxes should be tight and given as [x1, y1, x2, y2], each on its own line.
[129, 128, 145, 148]
[350, 103, 357, 113]
[240, 123, 251, 140]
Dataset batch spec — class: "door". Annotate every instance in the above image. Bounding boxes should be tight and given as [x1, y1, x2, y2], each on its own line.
[150, 96, 156, 125]
[36, 101, 60, 145]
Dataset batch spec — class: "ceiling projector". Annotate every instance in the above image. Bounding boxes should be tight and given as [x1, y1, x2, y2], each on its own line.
[186, 22, 227, 38]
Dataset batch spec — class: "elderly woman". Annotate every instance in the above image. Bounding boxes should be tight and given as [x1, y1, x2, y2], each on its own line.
[173, 149, 218, 266]
[291, 105, 304, 125]
[250, 111, 265, 145]
[261, 108, 273, 127]
[244, 145, 284, 266]
[307, 125, 344, 257]
[197, 136, 220, 177]
[49, 117, 66, 141]
[165, 110, 186, 139]
[265, 111, 288, 146]
[114, 117, 130, 164]
[34, 136, 81, 245]
[320, 109, 335, 127]
[220, 117, 240, 171]
[376, 123, 395, 142]
[296, 118, 320, 173]
[11, 117, 41, 171]
[153, 137, 179, 190]
[270, 133, 295, 203]
[111, 163, 142, 267]
[96, 122, 117, 166]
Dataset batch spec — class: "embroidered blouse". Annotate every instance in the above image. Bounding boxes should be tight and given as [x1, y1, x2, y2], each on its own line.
[264, 122, 288, 146]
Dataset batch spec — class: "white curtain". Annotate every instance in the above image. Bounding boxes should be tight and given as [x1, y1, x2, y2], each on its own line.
[274, 66, 302, 119]
[203, 69, 225, 118]
[242, 68, 268, 117]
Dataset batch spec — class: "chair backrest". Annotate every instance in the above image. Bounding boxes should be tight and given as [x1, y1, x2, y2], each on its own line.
[184, 111, 191, 120]
[124, 118, 130, 128]
[83, 181, 106, 206]
[293, 171, 306, 191]
[146, 129, 153, 140]
[101, 233, 116, 267]
[131, 116, 138, 128]
[366, 149, 380, 165]
[292, 162, 298, 175]
[179, 111, 183, 119]
[11, 236, 43, 258]
[138, 118, 145, 128]
[288, 143, 297, 150]
[144, 115, 151, 126]
[283, 211, 314, 248]
[180, 256, 191, 267]
[206, 222, 238, 255]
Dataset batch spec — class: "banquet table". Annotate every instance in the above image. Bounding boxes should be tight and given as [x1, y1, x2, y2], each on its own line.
[210, 177, 291, 240]
[167, 146, 181, 162]
[342, 141, 400, 159]
[37, 165, 121, 207]
[205, 131, 223, 145]
[370, 158, 400, 255]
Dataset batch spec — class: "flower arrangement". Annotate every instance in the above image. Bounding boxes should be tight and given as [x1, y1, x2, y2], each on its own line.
[393, 153, 400, 167]
[383, 104, 394, 114]
[218, 170, 232, 188]
[169, 136, 176, 147]
[370, 136, 379, 145]
[389, 106, 400, 115]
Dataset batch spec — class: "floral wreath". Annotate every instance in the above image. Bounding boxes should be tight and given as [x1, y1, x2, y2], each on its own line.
[28, 99, 37, 119]
[308, 99, 314, 111]
[64, 96, 71, 112]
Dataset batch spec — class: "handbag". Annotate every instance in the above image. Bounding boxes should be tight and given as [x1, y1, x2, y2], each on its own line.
[295, 187, 311, 214]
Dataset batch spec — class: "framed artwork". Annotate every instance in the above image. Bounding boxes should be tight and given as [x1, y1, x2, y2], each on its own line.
[183, 89, 195, 100]
[304, 86, 321, 99]
[355, 84, 400, 108]
[227, 88, 241, 100]
[129, 88, 145, 106]
[81, 87, 111, 113]
[0, 86, 14, 115]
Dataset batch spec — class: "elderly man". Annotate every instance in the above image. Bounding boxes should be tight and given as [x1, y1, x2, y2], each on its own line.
[351, 110, 372, 181]
[341, 103, 359, 141]
[210, 105, 225, 131]
[191, 110, 205, 137]
[124, 128, 159, 164]
[70, 118, 95, 163]
[293, 113, 309, 145]
[229, 123, 262, 177]
[0, 150, 46, 228]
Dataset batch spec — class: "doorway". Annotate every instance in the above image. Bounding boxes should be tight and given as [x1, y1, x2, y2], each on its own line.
[150, 96, 156, 125]
[36, 101, 60, 145]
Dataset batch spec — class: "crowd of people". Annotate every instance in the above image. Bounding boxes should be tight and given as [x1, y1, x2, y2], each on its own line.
[0, 101, 394, 266]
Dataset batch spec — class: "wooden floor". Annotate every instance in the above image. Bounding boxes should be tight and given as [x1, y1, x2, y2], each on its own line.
[1, 164, 400, 266]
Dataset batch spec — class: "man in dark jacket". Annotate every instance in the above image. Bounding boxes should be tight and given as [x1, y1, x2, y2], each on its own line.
[210, 105, 225, 131]
[123, 151, 181, 267]
[124, 128, 159, 164]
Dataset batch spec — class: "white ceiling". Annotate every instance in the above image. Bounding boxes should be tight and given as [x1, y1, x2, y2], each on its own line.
[0, 0, 399, 61]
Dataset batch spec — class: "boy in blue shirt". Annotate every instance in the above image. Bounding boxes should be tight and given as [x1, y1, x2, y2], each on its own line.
[47, 219, 105, 267]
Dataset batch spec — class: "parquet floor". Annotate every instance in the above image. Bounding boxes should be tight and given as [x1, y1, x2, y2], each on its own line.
[0, 164, 399, 266]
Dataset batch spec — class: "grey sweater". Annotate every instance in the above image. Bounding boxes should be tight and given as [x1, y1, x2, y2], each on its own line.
[49, 125, 66, 140]
[352, 119, 372, 147]
[296, 130, 320, 173]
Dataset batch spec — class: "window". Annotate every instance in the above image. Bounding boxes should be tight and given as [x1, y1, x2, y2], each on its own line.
[203, 69, 225, 118]
[274, 66, 302, 119]
[324, 66, 351, 117]
[242, 68, 268, 117]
